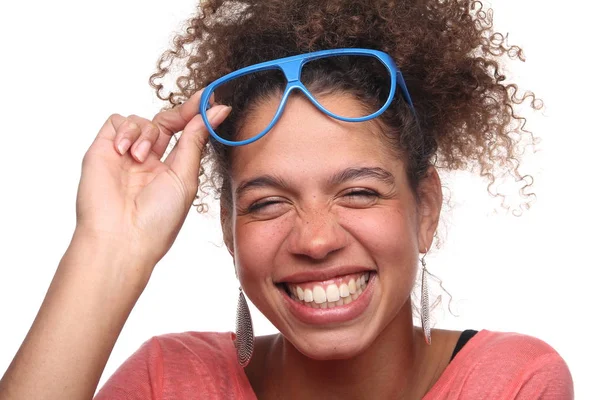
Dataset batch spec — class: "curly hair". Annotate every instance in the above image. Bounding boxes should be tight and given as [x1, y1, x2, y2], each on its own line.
[149, 0, 541, 215]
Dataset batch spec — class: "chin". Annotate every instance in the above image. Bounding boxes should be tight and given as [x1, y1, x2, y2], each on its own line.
[300, 333, 375, 360]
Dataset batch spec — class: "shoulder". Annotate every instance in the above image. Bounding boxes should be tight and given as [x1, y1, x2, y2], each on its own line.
[150, 330, 238, 359]
[472, 330, 564, 361]
[95, 332, 256, 400]
[116, 331, 239, 374]
[145, 331, 250, 386]
[425, 330, 574, 400]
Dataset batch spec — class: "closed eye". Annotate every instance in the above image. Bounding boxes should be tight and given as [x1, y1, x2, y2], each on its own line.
[344, 189, 379, 198]
[340, 189, 381, 207]
[241, 196, 293, 220]
[247, 198, 283, 213]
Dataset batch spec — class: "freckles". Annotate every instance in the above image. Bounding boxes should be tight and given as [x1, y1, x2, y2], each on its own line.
[235, 218, 291, 270]
[345, 208, 416, 257]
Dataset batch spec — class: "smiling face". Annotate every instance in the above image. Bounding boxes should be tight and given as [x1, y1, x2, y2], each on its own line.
[222, 93, 441, 360]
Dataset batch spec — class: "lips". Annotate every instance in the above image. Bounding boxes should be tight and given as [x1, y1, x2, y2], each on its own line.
[278, 270, 377, 325]
[283, 271, 371, 309]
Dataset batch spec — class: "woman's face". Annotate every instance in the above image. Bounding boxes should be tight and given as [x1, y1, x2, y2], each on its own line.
[224, 93, 440, 360]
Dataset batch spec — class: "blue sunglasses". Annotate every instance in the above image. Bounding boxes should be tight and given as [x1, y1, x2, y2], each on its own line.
[199, 48, 415, 146]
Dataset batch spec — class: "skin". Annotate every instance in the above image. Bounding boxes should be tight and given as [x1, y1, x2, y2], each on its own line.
[221, 94, 462, 399]
[0, 89, 460, 400]
[0, 91, 232, 400]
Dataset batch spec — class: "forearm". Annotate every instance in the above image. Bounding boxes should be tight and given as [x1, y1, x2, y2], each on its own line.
[0, 231, 150, 400]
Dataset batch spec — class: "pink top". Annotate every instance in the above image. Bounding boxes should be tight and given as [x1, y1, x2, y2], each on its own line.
[94, 330, 573, 399]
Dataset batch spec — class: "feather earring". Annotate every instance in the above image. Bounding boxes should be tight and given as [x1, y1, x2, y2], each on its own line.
[235, 287, 255, 367]
[420, 249, 432, 345]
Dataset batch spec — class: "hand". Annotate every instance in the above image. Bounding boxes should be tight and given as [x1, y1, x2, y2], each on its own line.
[74, 90, 230, 277]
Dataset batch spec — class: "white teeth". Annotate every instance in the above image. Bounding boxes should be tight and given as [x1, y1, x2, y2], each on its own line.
[339, 283, 350, 298]
[312, 286, 327, 304]
[287, 272, 374, 309]
[326, 284, 340, 302]
[303, 288, 313, 302]
[348, 279, 357, 294]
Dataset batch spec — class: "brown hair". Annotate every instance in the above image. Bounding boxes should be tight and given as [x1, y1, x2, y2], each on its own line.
[150, 0, 540, 213]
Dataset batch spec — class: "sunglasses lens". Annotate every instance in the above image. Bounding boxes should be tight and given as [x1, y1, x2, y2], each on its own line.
[300, 55, 392, 119]
[211, 68, 287, 143]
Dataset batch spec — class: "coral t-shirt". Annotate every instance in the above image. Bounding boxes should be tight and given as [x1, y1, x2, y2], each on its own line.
[94, 330, 573, 399]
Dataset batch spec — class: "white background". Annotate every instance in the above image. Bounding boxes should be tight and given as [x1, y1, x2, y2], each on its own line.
[0, 0, 597, 398]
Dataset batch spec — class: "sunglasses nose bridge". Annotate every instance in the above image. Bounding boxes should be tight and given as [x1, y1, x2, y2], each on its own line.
[280, 58, 303, 83]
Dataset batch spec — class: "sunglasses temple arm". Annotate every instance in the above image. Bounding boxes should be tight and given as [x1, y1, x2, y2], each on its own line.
[396, 72, 415, 112]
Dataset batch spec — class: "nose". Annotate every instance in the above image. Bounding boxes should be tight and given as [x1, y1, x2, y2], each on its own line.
[286, 209, 349, 260]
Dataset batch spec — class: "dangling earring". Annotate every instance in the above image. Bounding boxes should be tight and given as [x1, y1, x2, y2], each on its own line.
[235, 287, 254, 367]
[420, 249, 432, 345]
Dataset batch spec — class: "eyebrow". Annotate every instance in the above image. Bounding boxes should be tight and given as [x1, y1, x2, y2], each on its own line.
[235, 175, 291, 199]
[327, 167, 395, 187]
[235, 166, 395, 199]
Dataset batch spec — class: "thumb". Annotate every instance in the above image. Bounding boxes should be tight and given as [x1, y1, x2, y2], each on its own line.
[166, 105, 231, 195]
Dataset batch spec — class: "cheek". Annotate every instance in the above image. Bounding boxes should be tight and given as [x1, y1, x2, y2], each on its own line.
[233, 217, 290, 285]
[341, 205, 419, 259]
[342, 206, 420, 314]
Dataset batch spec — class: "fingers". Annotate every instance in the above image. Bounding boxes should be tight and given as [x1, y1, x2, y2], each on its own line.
[151, 89, 209, 157]
[94, 113, 127, 143]
[165, 105, 231, 196]
[104, 89, 212, 162]
[113, 115, 160, 162]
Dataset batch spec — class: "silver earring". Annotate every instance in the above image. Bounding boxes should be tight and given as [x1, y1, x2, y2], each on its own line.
[235, 287, 254, 367]
[420, 249, 432, 345]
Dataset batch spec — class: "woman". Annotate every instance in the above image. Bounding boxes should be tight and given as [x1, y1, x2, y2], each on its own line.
[0, 0, 573, 398]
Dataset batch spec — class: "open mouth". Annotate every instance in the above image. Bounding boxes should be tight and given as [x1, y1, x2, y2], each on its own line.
[280, 271, 372, 309]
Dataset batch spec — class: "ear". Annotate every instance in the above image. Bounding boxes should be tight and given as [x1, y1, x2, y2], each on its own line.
[220, 196, 235, 258]
[417, 166, 442, 253]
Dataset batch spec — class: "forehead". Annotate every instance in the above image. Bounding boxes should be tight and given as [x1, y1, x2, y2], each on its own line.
[230, 94, 401, 183]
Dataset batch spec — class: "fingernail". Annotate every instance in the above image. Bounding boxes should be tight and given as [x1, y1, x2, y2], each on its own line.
[207, 106, 231, 123]
[205, 106, 222, 121]
[133, 140, 151, 162]
[117, 138, 131, 155]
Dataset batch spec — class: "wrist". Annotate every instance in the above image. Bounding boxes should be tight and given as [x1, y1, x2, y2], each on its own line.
[66, 227, 154, 298]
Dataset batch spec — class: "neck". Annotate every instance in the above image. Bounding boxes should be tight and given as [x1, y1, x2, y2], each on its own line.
[260, 305, 435, 400]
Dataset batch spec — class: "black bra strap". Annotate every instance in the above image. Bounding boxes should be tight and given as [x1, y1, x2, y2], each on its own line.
[450, 329, 479, 361]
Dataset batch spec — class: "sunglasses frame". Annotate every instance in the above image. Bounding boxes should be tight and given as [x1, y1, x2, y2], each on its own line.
[199, 48, 415, 146]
